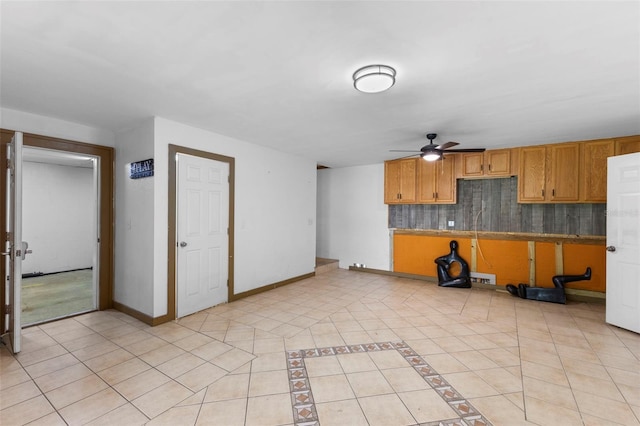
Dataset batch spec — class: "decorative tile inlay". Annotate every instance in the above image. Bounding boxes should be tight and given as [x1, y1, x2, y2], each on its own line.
[286, 341, 493, 426]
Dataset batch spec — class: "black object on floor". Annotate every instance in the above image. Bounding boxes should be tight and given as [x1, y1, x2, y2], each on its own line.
[506, 267, 592, 304]
[435, 240, 472, 288]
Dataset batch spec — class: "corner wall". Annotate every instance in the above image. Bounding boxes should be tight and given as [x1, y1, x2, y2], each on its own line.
[114, 119, 155, 316]
[316, 165, 390, 270]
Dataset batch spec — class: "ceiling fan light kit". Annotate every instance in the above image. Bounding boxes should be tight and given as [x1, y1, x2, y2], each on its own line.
[353, 64, 396, 93]
[389, 133, 487, 161]
[422, 152, 441, 162]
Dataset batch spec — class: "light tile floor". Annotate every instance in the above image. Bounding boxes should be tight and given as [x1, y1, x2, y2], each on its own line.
[1, 269, 639, 425]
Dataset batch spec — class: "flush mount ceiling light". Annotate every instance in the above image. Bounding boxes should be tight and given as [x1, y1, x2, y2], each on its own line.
[353, 64, 396, 93]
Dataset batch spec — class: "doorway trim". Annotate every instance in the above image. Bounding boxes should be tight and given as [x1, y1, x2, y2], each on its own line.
[162, 144, 235, 324]
[1, 129, 114, 332]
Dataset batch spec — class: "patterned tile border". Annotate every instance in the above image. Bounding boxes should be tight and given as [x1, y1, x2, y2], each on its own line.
[286, 341, 493, 426]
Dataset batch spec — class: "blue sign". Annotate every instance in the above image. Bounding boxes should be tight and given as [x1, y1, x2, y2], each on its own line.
[130, 158, 154, 179]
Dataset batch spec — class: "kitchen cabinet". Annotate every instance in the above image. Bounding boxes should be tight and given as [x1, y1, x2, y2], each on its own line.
[518, 146, 547, 202]
[384, 158, 417, 204]
[581, 139, 614, 202]
[417, 155, 456, 204]
[547, 143, 580, 202]
[615, 135, 640, 155]
[518, 143, 580, 203]
[460, 149, 512, 178]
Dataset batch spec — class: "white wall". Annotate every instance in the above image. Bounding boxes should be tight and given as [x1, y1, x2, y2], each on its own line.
[22, 161, 94, 274]
[316, 164, 390, 270]
[1, 108, 115, 147]
[114, 119, 155, 316]
[153, 118, 317, 316]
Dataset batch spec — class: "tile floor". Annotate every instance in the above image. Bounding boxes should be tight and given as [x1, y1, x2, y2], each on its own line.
[1, 268, 639, 425]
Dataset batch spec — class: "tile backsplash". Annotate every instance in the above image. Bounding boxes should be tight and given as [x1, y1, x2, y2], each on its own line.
[389, 177, 606, 235]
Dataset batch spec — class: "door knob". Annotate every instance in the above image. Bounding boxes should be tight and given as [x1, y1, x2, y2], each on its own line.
[606, 246, 616, 252]
[179, 241, 187, 247]
[21, 242, 32, 260]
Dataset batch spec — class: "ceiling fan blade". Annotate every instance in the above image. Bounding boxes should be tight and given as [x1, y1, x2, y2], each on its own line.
[442, 148, 487, 153]
[436, 141, 459, 150]
[389, 149, 422, 153]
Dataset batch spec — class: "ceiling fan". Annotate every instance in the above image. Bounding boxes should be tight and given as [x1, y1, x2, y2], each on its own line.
[391, 133, 486, 162]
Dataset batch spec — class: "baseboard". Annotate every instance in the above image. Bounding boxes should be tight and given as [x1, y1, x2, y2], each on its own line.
[230, 272, 315, 302]
[112, 301, 155, 326]
[113, 272, 316, 326]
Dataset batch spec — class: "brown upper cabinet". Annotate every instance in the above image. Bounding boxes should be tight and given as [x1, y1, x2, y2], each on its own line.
[384, 158, 417, 204]
[386, 134, 637, 205]
[417, 155, 456, 204]
[615, 135, 640, 155]
[581, 139, 614, 202]
[518, 143, 581, 203]
[460, 149, 512, 178]
[518, 146, 547, 202]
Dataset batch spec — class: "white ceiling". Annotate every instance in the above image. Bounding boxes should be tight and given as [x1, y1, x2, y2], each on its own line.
[1, 1, 638, 168]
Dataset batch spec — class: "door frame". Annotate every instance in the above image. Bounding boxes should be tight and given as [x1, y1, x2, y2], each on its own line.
[165, 144, 235, 323]
[0, 129, 114, 332]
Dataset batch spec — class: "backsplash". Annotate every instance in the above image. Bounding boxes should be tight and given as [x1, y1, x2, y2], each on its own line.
[388, 177, 606, 236]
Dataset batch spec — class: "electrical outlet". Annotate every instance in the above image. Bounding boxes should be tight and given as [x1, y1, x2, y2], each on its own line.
[469, 272, 497, 285]
[447, 220, 454, 227]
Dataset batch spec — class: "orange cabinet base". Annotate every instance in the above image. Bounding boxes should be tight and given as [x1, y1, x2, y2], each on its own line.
[393, 231, 605, 292]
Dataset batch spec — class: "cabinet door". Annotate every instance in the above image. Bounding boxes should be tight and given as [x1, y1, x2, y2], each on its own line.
[434, 155, 456, 203]
[581, 139, 613, 202]
[518, 146, 546, 202]
[384, 159, 417, 204]
[384, 160, 402, 204]
[548, 143, 580, 202]
[485, 149, 511, 177]
[416, 159, 436, 203]
[461, 152, 484, 177]
[398, 159, 417, 203]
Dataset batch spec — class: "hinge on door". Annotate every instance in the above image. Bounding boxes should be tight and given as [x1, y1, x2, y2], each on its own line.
[4, 304, 11, 315]
[6, 159, 10, 169]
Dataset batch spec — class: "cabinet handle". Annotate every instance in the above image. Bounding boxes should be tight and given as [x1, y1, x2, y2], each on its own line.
[542, 189, 545, 197]
[398, 193, 402, 200]
[435, 192, 438, 199]
[488, 164, 492, 171]
[480, 164, 483, 172]
[552, 189, 555, 197]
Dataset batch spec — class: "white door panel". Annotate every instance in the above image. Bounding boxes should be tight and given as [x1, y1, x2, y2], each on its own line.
[606, 153, 640, 333]
[4, 132, 23, 353]
[177, 154, 229, 317]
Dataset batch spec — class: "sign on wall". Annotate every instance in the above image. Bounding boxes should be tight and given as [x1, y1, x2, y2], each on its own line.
[130, 159, 154, 179]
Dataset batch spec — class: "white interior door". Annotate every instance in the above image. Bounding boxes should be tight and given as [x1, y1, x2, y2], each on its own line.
[606, 152, 640, 333]
[176, 153, 229, 317]
[4, 132, 23, 353]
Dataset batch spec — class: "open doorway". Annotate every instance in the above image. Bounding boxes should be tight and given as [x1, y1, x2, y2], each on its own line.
[21, 147, 99, 326]
[1, 130, 114, 337]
